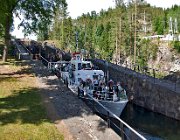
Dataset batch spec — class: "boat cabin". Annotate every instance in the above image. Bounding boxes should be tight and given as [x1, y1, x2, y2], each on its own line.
[70, 52, 93, 71]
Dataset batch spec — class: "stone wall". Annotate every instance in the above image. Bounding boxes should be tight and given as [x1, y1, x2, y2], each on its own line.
[92, 59, 180, 120]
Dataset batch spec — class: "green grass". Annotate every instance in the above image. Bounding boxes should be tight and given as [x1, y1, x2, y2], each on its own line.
[0, 60, 64, 140]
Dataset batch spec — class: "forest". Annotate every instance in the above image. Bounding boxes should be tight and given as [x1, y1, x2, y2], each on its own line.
[38, 0, 180, 67]
[0, 0, 180, 68]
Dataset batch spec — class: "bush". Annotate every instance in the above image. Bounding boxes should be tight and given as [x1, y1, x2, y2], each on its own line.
[173, 41, 180, 53]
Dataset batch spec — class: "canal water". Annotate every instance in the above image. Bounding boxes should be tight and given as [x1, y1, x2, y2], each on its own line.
[120, 103, 180, 140]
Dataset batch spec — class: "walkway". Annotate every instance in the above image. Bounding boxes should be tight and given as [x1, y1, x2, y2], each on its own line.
[14, 41, 31, 60]
[31, 60, 121, 140]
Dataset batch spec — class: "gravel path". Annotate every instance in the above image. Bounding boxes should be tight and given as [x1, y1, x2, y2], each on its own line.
[31, 60, 121, 140]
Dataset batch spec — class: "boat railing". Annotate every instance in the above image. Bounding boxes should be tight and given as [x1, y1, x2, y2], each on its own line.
[37, 55, 146, 140]
[48, 61, 69, 70]
[88, 86, 128, 102]
[85, 94, 147, 140]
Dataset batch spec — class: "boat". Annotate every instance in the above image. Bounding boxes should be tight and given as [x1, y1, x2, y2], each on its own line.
[78, 79, 128, 117]
[60, 52, 104, 86]
[56, 52, 128, 117]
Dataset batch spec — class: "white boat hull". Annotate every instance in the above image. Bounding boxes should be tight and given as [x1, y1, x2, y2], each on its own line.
[98, 100, 128, 117]
[58, 53, 128, 118]
[85, 93, 128, 118]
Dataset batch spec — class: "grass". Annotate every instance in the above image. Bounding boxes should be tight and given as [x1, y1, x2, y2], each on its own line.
[0, 59, 64, 140]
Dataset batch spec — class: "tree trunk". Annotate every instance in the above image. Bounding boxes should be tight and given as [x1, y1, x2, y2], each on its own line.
[2, 14, 11, 62]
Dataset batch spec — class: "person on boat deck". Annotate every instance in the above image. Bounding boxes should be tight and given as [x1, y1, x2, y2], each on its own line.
[115, 82, 124, 97]
[98, 82, 106, 99]
[107, 79, 114, 97]
[85, 78, 92, 90]
[98, 82, 103, 92]
[93, 77, 99, 90]
[92, 78, 99, 98]
[79, 78, 85, 88]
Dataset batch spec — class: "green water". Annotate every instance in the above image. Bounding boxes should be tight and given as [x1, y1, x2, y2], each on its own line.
[120, 103, 180, 140]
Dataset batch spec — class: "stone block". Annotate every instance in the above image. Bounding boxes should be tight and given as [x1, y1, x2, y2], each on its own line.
[175, 113, 180, 120]
[166, 111, 176, 119]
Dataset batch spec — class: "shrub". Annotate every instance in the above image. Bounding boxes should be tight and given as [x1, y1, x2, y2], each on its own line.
[173, 41, 180, 53]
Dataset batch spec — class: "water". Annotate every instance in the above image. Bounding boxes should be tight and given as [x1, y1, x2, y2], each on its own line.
[81, 93, 180, 140]
[120, 103, 180, 140]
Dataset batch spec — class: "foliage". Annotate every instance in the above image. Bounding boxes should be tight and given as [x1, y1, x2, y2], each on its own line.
[1, 0, 180, 63]
[0, 0, 66, 61]
[48, 1, 72, 50]
[137, 39, 158, 67]
[65, 2, 179, 65]
[173, 41, 180, 53]
[0, 59, 64, 140]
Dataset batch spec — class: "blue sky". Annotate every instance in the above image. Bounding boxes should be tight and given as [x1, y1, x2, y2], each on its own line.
[11, 0, 180, 40]
[67, 0, 180, 19]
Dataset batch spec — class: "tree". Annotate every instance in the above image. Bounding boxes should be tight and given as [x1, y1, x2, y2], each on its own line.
[0, 0, 65, 62]
[115, 0, 125, 7]
[48, 0, 69, 49]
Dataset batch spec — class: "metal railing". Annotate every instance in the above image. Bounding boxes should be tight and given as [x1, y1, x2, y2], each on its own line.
[40, 55, 49, 67]
[38, 56, 146, 140]
[14, 41, 31, 60]
[48, 61, 70, 70]
[82, 94, 147, 140]
[14, 47, 146, 139]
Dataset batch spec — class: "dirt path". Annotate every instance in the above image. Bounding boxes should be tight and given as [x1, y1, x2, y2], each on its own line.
[32, 60, 121, 140]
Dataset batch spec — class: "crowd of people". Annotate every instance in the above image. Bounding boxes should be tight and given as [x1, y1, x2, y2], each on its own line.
[79, 76, 127, 101]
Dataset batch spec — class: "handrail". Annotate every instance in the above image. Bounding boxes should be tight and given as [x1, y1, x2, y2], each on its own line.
[40, 55, 49, 63]
[14, 41, 30, 59]
[27, 53, 146, 140]
[47, 61, 70, 70]
[86, 94, 146, 140]
[20, 43, 31, 54]
[14, 42, 22, 53]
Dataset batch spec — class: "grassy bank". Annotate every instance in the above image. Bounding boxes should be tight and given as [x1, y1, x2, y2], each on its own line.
[0, 59, 64, 140]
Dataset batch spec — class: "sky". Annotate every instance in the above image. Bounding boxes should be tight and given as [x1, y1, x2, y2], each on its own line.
[67, 0, 180, 19]
[11, 0, 180, 40]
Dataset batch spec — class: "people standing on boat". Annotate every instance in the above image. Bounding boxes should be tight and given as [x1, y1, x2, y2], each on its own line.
[99, 82, 107, 99]
[115, 82, 123, 98]
[93, 77, 99, 91]
[107, 79, 114, 98]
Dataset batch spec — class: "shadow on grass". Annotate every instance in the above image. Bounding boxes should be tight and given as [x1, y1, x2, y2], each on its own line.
[0, 57, 18, 65]
[0, 77, 19, 83]
[0, 59, 120, 137]
[0, 88, 49, 125]
[32, 61, 122, 136]
[0, 67, 33, 76]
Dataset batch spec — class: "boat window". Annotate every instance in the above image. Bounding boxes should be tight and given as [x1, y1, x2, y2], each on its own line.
[82, 62, 91, 69]
[77, 55, 81, 60]
[82, 63, 86, 69]
[86, 63, 91, 69]
[72, 64, 76, 71]
[78, 63, 82, 70]
[93, 75, 98, 79]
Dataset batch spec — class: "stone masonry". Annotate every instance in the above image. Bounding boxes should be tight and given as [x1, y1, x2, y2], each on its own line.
[92, 59, 180, 120]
